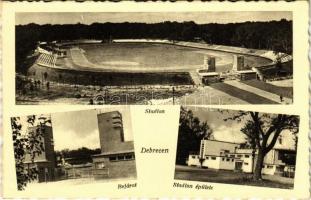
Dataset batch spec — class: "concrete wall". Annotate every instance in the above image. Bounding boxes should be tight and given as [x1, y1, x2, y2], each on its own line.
[235, 149, 254, 173]
[93, 155, 137, 179]
[107, 159, 137, 179]
[202, 156, 220, 169]
[238, 72, 257, 80]
[204, 56, 216, 72]
[201, 140, 239, 157]
[233, 55, 245, 71]
[24, 126, 55, 167]
[23, 161, 55, 183]
[97, 111, 135, 153]
[264, 149, 277, 165]
[202, 75, 219, 85]
[187, 154, 200, 166]
[219, 157, 235, 170]
[27, 65, 193, 86]
[262, 164, 276, 175]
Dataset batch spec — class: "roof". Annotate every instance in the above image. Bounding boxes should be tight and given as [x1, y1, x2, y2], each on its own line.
[97, 110, 122, 116]
[203, 139, 241, 145]
[92, 150, 135, 157]
[273, 147, 296, 152]
[24, 159, 50, 164]
[236, 70, 256, 74]
[199, 72, 219, 76]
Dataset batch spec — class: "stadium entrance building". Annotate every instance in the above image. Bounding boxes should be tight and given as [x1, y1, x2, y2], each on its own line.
[187, 139, 296, 176]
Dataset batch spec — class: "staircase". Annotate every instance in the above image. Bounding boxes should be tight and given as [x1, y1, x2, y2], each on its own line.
[189, 71, 202, 86]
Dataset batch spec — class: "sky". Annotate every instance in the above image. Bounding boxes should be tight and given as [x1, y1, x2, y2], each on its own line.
[15, 12, 292, 25]
[187, 107, 296, 149]
[51, 107, 133, 151]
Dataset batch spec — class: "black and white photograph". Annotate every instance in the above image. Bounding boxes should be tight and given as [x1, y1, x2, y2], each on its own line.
[15, 12, 293, 105]
[11, 107, 136, 191]
[174, 107, 299, 189]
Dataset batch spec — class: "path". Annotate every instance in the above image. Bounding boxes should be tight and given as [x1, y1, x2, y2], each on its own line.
[225, 80, 291, 104]
[189, 71, 202, 86]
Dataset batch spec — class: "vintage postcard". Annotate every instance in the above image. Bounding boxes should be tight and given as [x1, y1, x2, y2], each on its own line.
[13, 10, 295, 105]
[1, 0, 309, 199]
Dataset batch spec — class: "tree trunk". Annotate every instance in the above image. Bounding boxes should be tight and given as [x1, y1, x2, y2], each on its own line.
[251, 148, 256, 174]
[253, 149, 264, 180]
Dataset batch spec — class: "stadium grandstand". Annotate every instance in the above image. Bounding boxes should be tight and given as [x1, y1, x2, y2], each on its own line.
[36, 53, 57, 68]
[36, 42, 67, 68]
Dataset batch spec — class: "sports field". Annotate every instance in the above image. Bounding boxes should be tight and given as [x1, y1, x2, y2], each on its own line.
[57, 43, 271, 73]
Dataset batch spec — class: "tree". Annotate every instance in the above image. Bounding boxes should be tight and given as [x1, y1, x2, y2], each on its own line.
[225, 111, 299, 180]
[176, 107, 213, 165]
[240, 120, 257, 173]
[11, 115, 50, 190]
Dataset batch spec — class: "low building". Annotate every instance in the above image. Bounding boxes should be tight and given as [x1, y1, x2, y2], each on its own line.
[187, 139, 296, 177]
[236, 70, 257, 81]
[197, 72, 220, 85]
[92, 111, 136, 179]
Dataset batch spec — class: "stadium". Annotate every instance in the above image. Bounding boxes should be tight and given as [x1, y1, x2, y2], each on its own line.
[27, 39, 291, 86]
[21, 39, 293, 105]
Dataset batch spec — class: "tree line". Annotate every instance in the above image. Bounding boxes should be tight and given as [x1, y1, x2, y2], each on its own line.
[55, 147, 101, 164]
[16, 19, 292, 73]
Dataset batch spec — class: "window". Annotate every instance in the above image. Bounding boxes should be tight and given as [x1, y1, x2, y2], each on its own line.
[117, 155, 126, 160]
[222, 158, 225, 161]
[245, 155, 250, 158]
[125, 154, 134, 160]
[110, 154, 135, 162]
[278, 137, 282, 145]
[211, 157, 216, 160]
[109, 156, 117, 161]
[232, 159, 234, 162]
[267, 165, 274, 169]
[237, 155, 242, 158]
[226, 158, 230, 161]
[95, 162, 105, 169]
[192, 156, 196, 159]
[244, 162, 249, 165]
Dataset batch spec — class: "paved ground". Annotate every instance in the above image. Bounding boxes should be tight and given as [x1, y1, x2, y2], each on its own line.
[174, 165, 294, 189]
[19, 176, 137, 193]
[175, 85, 248, 105]
[176, 79, 293, 105]
[267, 79, 293, 87]
[225, 80, 291, 104]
